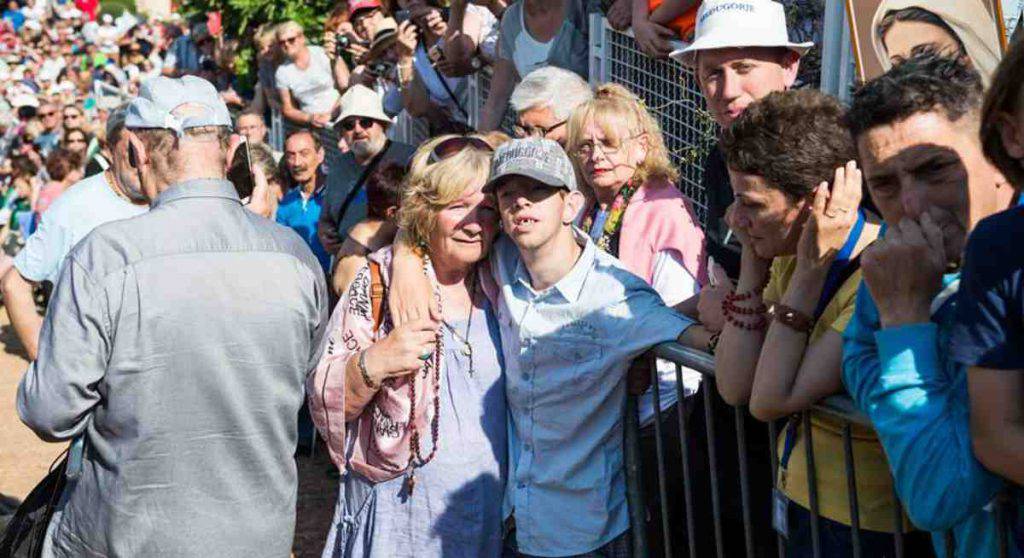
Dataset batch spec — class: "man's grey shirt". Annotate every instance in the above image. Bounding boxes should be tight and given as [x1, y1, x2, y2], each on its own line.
[18, 179, 329, 558]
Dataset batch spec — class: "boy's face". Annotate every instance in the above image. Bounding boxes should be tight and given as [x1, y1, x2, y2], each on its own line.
[495, 176, 581, 251]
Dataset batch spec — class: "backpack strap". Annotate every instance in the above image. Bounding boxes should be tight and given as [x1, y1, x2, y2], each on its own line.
[368, 260, 385, 333]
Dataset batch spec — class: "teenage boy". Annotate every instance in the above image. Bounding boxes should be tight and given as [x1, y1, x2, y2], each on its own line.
[388, 138, 700, 556]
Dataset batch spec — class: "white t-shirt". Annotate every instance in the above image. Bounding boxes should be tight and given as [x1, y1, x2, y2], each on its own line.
[638, 249, 703, 426]
[13, 172, 147, 285]
[274, 46, 340, 115]
[511, 6, 553, 78]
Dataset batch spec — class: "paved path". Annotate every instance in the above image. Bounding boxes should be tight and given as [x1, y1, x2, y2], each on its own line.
[0, 315, 63, 505]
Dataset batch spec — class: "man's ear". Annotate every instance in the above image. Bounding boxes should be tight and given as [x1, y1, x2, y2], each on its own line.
[317, 147, 326, 166]
[126, 132, 147, 168]
[997, 111, 1024, 160]
[780, 50, 801, 89]
[563, 190, 586, 224]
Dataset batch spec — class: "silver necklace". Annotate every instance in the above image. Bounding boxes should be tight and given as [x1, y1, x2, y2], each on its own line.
[441, 275, 476, 375]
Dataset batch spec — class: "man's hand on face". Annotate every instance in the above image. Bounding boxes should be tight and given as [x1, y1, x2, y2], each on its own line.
[862, 213, 946, 328]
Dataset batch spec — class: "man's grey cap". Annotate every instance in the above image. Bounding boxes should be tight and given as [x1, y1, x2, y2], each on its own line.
[484, 137, 578, 193]
[124, 75, 232, 136]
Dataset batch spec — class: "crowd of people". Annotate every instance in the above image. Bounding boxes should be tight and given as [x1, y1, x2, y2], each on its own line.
[4, 0, 1024, 557]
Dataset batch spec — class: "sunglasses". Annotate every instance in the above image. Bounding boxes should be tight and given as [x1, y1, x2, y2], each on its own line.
[338, 116, 377, 132]
[428, 136, 493, 164]
[39, 111, 57, 117]
[63, 112, 81, 119]
[278, 35, 300, 46]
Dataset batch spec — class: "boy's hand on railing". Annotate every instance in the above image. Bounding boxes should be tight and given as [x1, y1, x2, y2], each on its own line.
[627, 355, 652, 395]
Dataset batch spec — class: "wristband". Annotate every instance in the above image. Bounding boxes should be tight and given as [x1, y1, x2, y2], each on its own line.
[770, 303, 814, 334]
[358, 350, 379, 389]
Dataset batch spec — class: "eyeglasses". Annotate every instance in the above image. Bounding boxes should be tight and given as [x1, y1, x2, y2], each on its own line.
[513, 119, 566, 139]
[39, 111, 58, 117]
[63, 112, 81, 119]
[429, 136, 493, 164]
[575, 134, 642, 159]
[278, 35, 300, 46]
[338, 117, 377, 132]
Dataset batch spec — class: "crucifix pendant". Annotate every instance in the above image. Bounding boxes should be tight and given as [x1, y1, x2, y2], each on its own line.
[462, 345, 472, 357]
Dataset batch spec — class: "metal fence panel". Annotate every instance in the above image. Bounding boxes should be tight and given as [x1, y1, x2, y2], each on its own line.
[589, 19, 716, 227]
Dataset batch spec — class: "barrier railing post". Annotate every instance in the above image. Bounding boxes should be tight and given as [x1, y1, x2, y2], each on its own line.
[842, 423, 862, 558]
[892, 489, 905, 558]
[649, 354, 673, 557]
[734, 406, 754, 558]
[802, 411, 822, 558]
[675, 364, 698, 558]
[625, 394, 649, 558]
[702, 379, 725, 558]
[768, 420, 785, 558]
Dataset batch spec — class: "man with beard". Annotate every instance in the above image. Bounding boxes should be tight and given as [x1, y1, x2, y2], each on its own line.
[1, 108, 148, 361]
[842, 52, 1018, 558]
[277, 130, 330, 273]
[317, 85, 415, 259]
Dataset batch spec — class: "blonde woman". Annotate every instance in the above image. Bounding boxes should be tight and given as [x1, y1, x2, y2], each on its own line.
[308, 138, 506, 557]
[566, 82, 711, 553]
[274, 21, 342, 127]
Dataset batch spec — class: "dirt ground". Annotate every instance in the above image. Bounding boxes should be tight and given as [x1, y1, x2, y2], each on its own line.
[0, 313, 338, 557]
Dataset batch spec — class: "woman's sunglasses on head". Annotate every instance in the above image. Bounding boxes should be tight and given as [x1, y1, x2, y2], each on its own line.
[429, 136, 493, 164]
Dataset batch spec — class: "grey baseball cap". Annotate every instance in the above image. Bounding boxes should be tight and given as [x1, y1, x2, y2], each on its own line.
[483, 138, 578, 193]
[124, 75, 232, 136]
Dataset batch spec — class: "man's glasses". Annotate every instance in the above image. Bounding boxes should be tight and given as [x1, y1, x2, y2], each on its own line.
[513, 120, 566, 139]
[339, 117, 376, 132]
[39, 111, 58, 118]
[278, 35, 300, 47]
[428, 136, 493, 164]
[63, 112, 81, 120]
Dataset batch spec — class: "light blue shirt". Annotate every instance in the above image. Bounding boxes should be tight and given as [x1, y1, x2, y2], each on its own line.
[843, 275, 1017, 558]
[13, 172, 146, 284]
[490, 230, 693, 556]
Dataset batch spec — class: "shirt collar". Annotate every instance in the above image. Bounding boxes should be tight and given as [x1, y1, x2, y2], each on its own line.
[152, 178, 240, 209]
[513, 227, 596, 303]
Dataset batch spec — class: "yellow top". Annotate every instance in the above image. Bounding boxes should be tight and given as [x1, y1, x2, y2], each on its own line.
[763, 255, 907, 533]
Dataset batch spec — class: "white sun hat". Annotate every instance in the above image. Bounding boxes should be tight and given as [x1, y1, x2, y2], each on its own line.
[669, 0, 814, 68]
[332, 84, 391, 127]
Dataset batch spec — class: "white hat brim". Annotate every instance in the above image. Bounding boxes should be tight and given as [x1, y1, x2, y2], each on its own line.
[669, 39, 813, 68]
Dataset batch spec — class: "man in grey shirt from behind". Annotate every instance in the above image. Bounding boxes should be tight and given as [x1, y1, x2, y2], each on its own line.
[17, 76, 329, 558]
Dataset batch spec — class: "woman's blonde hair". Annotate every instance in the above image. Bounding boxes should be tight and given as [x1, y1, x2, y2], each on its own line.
[275, 21, 304, 41]
[399, 137, 493, 251]
[566, 83, 679, 190]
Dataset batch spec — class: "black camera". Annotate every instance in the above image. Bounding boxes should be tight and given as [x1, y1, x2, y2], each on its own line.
[335, 33, 351, 56]
[367, 60, 395, 76]
[199, 55, 217, 72]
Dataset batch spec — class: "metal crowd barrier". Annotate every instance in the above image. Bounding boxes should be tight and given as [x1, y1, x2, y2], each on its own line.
[630, 342, 1015, 558]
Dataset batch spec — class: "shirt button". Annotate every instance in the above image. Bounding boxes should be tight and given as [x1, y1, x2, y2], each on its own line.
[517, 482, 526, 489]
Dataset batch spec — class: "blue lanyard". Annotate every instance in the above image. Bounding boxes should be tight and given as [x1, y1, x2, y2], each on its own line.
[780, 209, 866, 470]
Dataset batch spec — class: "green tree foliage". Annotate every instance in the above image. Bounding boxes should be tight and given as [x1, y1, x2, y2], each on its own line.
[178, 0, 334, 87]
[100, 0, 138, 17]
